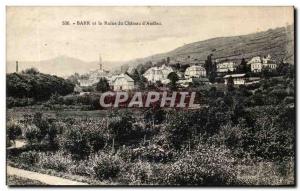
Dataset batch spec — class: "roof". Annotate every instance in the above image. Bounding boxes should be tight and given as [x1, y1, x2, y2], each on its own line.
[185, 65, 206, 71]
[223, 74, 246, 78]
[112, 74, 134, 83]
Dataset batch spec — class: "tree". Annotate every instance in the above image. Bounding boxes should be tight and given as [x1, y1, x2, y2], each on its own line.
[227, 76, 235, 92]
[204, 54, 217, 83]
[131, 69, 140, 82]
[96, 78, 110, 92]
[137, 75, 147, 90]
[167, 57, 170, 64]
[7, 72, 75, 100]
[22, 68, 39, 75]
[167, 72, 179, 90]
[237, 58, 247, 73]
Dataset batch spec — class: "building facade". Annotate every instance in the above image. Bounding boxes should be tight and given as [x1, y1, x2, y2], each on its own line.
[111, 74, 135, 91]
[143, 64, 173, 84]
[216, 61, 237, 73]
[184, 65, 206, 79]
[223, 74, 246, 85]
[248, 55, 277, 73]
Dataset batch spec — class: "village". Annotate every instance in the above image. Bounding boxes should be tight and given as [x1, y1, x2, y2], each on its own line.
[75, 53, 279, 93]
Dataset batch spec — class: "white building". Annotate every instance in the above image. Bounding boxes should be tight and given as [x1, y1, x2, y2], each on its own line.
[110, 74, 134, 91]
[184, 65, 206, 79]
[217, 61, 237, 73]
[223, 74, 246, 85]
[247, 55, 277, 73]
[143, 64, 173, 84]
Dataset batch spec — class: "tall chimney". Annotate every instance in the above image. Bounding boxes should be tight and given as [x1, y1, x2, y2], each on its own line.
[16, 61, 18, 73]
[99, 54, 102, 70]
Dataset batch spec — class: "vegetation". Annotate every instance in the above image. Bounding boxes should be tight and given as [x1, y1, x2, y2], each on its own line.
[6, 62, 295, 185]
[7, 70, 75, 105]
[96, 78, 110, 92]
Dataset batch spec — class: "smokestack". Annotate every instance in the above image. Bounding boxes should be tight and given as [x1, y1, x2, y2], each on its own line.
[16, 61, 18, 73]
[99, 54, 102, 70]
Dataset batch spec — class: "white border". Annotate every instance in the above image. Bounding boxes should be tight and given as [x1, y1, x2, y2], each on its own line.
[1, 0, 299, 191]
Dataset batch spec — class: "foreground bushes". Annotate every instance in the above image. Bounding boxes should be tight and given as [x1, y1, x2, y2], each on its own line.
[162, 144, 238, 185]
[60, 120, 108, 160]
[7, 120, 22, 146]
[91, 152, 123, 181]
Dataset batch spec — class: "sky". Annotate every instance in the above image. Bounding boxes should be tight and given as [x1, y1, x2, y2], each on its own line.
[7, 6, 294, 63]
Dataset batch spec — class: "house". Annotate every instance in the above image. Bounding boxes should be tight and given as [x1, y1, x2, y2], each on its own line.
[143, 64, 173, 84]
[216, 61, 237, 73]
[184, 65, 206, 79]
[110, 74, 134, 91]
[248, 56, 262, 73]
[247, 55, 277, 73]
[223, 74, 246, 85]
[262, 54, 277, 70]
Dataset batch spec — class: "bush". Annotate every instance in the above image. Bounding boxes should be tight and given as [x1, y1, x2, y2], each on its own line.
[32, 112, 51, 142]
[120, 161, 153, 185]
[91, 152, 123, 180]
[69, 162, 94, 177]
[24, 124, 41, 144]
[108, 111, 140, 145]
[117, 145, 174, 163]
[60, 120, 108, 159]
[19, 151, 39, 166]
[144, 108, 166, 125]
[161, 144, 238, 185]
[7, 120, 22, 146]
[38, 151, 72, 172]
[7, 97, 35, 108]
[61, 126, 91, 160]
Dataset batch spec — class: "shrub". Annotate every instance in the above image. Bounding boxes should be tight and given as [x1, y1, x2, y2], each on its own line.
[24, 124, 41, 144]
[107, 111, 138, 145]
[60, 120, 108, 159]
[162, 144, 238, 185]
[38, 151, 72, 172]
[33, 112, 50, 142]
[165, 111, 197, 149]
[69, 162, 94, 177]
[61, 126, 91, 160]
[7, 120, 22, 146]
[47, 124, 59, 147]
[144, 108, 166, 125]
[19, 151, 39, 166]
[120, 161, 153, 185]
[117, 144, 174, 163]
[91, 152, 123, 180]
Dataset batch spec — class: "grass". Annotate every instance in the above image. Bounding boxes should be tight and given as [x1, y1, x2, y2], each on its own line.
[7, 175, 47, 186]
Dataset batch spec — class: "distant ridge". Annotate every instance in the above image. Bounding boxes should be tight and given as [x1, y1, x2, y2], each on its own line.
[122, 24, 294, 68]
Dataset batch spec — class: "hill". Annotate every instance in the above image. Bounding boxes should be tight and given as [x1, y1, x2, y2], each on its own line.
[123, 25, 294, 69]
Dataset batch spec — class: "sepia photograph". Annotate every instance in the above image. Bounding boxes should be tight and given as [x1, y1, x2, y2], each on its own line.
[6, 6, 295, 186]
